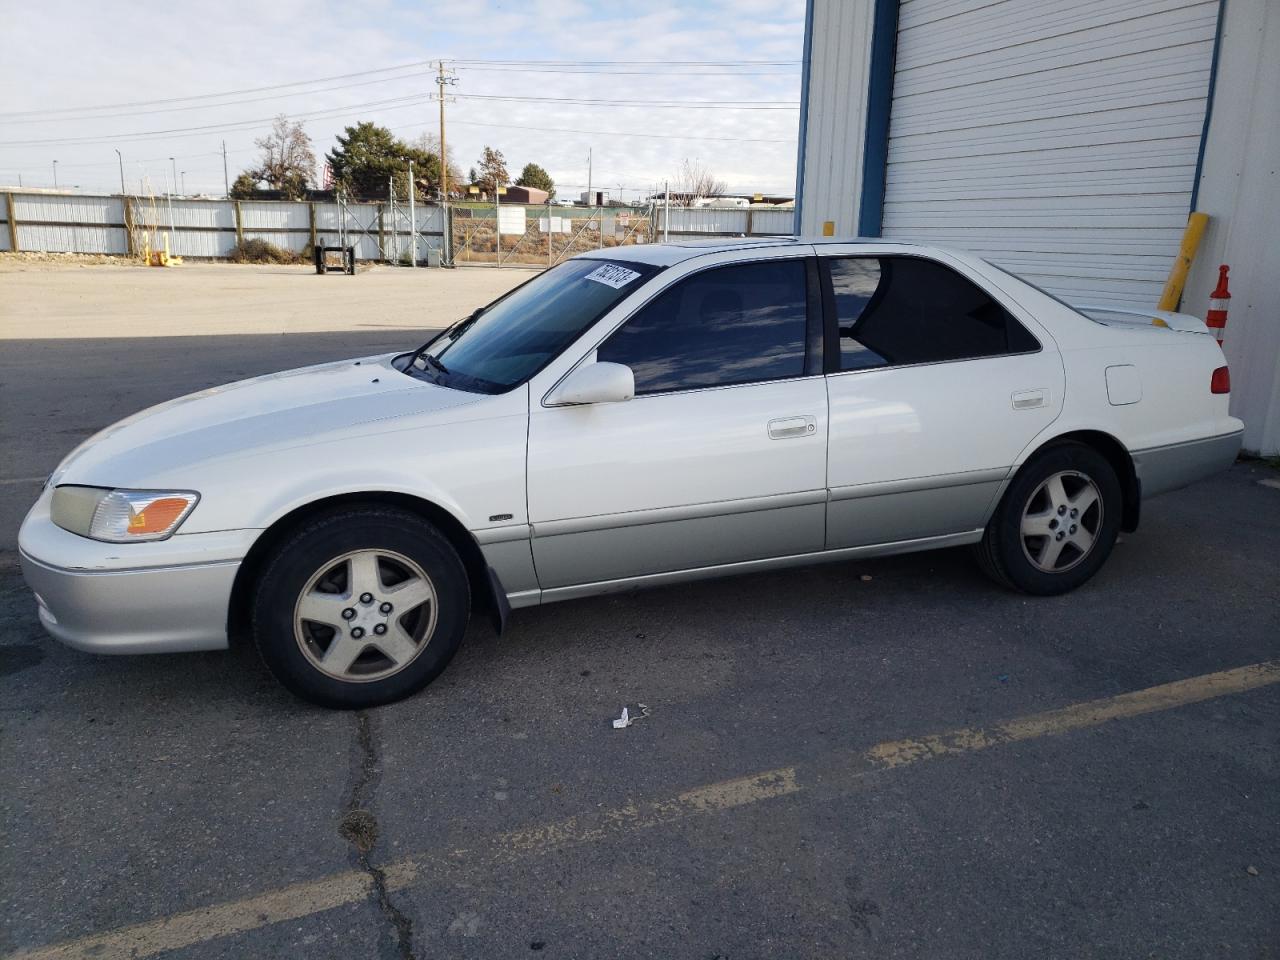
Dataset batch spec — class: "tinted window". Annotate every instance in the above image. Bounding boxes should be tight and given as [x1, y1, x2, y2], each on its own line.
[418, 258, 658, 392]
[597, 260, 808, 394]
[828, 257, 1039, 371]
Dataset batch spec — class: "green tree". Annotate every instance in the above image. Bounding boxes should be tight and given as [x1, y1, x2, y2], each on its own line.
[475, 146, 510, 194]
[325, 122, 446, 200]
[229, 171, 264, 199]
[515, 162, 555, 199]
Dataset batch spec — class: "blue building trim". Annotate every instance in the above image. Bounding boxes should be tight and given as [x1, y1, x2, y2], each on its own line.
[1190, 0, 1228, 212]
[857, 0, 901, 237]
[793, 0, 817, 236]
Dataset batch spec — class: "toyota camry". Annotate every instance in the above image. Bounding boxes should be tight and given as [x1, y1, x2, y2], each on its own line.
[19, 238, 1243, 707]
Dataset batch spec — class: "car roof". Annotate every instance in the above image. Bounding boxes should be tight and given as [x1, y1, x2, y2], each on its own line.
[575, 236, 934, 267]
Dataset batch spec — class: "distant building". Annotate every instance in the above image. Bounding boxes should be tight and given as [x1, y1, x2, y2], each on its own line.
[503, 185, 549, 204]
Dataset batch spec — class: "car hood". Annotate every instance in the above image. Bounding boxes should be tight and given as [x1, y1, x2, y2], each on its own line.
[52, 353, 485, 487]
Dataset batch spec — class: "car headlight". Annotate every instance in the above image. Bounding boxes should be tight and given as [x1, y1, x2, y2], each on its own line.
[50, 486, 199, 542]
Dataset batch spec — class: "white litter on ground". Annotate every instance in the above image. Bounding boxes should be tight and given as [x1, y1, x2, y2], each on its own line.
[611, 704, 651, 729]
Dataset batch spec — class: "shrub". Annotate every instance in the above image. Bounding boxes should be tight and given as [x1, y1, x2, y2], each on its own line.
[228, 238, 302, 264]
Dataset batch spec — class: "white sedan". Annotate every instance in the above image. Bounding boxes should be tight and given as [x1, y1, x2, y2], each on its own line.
[19, 239, 1242, 707]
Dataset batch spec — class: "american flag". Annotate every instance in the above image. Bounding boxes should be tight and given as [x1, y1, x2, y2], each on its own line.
[322, 162, 334, 190]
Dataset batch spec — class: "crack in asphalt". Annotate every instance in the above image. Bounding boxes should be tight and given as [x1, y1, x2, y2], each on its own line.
[339, 711, 418, 960]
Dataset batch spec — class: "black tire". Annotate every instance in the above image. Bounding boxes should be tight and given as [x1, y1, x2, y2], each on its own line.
[975, 442, 1122, 595]
[251, 506, 470, 708]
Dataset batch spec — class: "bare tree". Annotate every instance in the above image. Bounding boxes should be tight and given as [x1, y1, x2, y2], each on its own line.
[475, 146, 511, 194]
[672, 158, 726, 203]
[412, 132, 465, 195]
[251, 115, 315, 199]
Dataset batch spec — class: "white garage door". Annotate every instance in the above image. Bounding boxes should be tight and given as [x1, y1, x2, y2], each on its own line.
[880, 0, 1220, 307]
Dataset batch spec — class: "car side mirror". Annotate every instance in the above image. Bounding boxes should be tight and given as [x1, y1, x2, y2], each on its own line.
[546, 361, 635, 406]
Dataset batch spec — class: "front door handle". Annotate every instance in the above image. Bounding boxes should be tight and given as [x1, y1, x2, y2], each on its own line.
[768, 416, 816, 440]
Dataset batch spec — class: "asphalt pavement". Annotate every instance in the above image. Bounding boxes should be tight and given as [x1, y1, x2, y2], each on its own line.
[2, 322, 1278, 960]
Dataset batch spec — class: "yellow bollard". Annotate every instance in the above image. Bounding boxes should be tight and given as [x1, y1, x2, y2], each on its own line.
[1156, 211, 1209, 313]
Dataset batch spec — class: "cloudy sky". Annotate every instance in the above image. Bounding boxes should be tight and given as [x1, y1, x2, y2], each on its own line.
[0, 0, 806, 200]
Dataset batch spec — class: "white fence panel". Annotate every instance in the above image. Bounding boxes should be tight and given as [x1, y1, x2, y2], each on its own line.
[240, 201, 309, 231]
[748, 208, 795, 235]
[168, 228, 236, 259]
[15, 194, 122, 225]
[663, 206, 751, 235]
[10, 194, 127, 253]
[16, 223, 127, 254]
[2, 193, 792, 260]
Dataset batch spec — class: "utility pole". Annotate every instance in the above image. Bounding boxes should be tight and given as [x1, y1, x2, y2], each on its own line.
[181, 171, 187, 195]
[52, 160, 58, 188]
[170, 157, 177, 193]
[586, 148, 592, 207]
[437, 61, 455, 266]
[408, 159, 417, 268]
[664, 180, 670, 242]
[222, 140, 230, 197]
[114, 149, 125, 195]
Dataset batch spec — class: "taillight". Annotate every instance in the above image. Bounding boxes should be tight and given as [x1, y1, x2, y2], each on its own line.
[1211, 366, 1231, 394]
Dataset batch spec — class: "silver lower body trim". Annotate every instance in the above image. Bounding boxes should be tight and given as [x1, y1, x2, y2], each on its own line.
[1133, 430, 1243, 498]
[535, 529, 983, 605]
[20, 550, 238, 654]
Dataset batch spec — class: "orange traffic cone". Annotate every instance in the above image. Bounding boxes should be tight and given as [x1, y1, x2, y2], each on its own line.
[1206, 264, 1230, 346]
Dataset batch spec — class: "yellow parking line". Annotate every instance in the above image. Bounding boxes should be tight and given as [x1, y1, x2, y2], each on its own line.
[867, 659, 1280, 769]
[10, 659, 1278, 960]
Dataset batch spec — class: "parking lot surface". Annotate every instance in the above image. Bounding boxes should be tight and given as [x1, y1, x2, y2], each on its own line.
[1, 263, 1278, 959]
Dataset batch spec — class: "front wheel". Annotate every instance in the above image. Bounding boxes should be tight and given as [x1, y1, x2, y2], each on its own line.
[251, 507, 470, 708]
[975, 442, 1122, 595]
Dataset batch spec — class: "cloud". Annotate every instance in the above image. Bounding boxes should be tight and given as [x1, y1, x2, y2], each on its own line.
[0, 0, 805, 197]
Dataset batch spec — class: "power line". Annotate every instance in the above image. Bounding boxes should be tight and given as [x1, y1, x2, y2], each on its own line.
[0, 94, 435, 147]
[0, 62, 437, 120]
[449, 58, 800, 66]
[446, 118, 793, 145]
[450, 93, 798, 110]
[1, 72, 436, 125]
[455, 66, 798, 76]
[0, 58, 799, 120]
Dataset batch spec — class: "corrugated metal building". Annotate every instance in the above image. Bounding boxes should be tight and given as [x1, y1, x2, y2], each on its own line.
[794, 0, 1279, 454]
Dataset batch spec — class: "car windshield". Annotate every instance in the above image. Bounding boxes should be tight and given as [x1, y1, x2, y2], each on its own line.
[405, 258, 659, 393]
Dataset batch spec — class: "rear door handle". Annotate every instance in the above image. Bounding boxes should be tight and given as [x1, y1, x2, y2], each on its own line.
[768, 416, 816, 439]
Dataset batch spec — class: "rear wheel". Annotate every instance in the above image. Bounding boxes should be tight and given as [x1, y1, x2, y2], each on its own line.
[975, 443, 1121, 595]
[252, 507, 469, 708]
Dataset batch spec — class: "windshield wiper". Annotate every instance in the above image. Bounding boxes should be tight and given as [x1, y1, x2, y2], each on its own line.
[420, 353, 449, 377]
[404, 307, 484, 374]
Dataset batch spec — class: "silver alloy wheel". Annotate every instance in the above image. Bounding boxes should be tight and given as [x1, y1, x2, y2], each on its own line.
[293, 548, 438, 682]
[1019, 470, 1104, 574]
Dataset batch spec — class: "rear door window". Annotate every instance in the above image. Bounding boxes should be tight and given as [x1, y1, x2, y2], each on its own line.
[825, 256, 1039, 371]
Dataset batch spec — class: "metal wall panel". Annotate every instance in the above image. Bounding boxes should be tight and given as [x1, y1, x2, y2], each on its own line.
[881, 0, 1220, 307]
[131, 198, 233, 230]
[240, 201, 309, 230]
[15, 223, 127, 254]
[795, 0, 877, 236]
[747, 208, 796, 235]
[14, 193, 123, 225]
[1182, 0, 1279, 454]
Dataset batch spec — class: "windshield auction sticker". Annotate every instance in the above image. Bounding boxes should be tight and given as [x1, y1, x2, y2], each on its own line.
[584, 263, 642, 289]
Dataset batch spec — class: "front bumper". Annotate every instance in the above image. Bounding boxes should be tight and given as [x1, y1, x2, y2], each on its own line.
[18, 487, 254, 654]
[20, 550, 240, 654]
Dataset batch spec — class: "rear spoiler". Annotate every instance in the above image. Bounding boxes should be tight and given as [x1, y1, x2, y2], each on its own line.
[1075, 304, 1211, 335]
